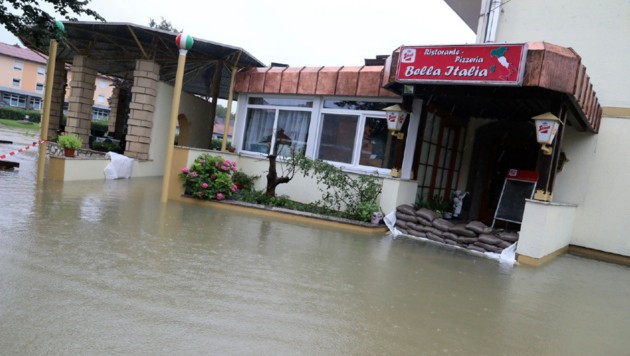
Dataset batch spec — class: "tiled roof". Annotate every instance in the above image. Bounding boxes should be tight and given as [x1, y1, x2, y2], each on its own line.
[0, 42, 47, 64]
[235, 66, 398, 98]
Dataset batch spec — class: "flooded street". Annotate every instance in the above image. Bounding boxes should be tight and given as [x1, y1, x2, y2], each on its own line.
[2, 127, 630, 355]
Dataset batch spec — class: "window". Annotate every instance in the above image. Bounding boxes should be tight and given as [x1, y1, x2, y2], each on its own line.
[97, 95, 105, 103]
[98, 80, 107, 88]
[37, 66, 45, 75]
[13, 61, 23, 70]
[30, 97, 42, 110]
[12, 78, 21, 87]
[92, 108, 110, 121]
[36, 83, 44, 91]
[2, 93, 27, 108]
[242, 97, 312, 156]
[316, 100, 400, 171]
[415, 110, 466, 205]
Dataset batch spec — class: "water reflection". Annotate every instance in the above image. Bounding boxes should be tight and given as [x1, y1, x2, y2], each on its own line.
[1, 133, 630, 354]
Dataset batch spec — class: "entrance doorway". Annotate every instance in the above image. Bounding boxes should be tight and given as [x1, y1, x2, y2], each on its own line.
[465, 121, 539, 225]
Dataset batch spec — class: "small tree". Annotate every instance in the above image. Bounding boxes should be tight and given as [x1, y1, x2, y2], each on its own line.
[148, 17, 181, 33]
[0, 0, 104, 46]
[264, 129, 298, 197]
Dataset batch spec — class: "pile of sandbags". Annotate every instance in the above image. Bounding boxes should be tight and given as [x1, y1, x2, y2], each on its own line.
[394, 204, 518, 254]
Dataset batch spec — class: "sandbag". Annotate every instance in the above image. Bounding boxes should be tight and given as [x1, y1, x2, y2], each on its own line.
[442, 232, 460, 242]
[497, 240, 513, 249]
[416, 208, 439, 222]
[474, 241, 501, 253]
[467, 245, 487, 253]
[466, 221, 493, 234]
[444, 239, 458, 246]
[425, 232, 445, 244]
[424, 227, 443, 237]
[408, 229, 426, 238]
[448, 224, 477, 237]
[498, 231, 519, 243]
[396, 204, 416, 216]
[395, 212, 417, 223]
[478, 233, 503, 246]
[395, 219, 408, 229]
[432, 218, 455, 232]
[408, 223, 427, 233]
[416, 216, 433, 227]
[458, 236, 478, 244]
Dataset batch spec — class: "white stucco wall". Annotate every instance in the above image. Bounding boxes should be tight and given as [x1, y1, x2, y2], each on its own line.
[563, 117, 630, 255]
[483, 1, 630, 256]
[490, 0, 630, 108]
[134, 82, 213, 177]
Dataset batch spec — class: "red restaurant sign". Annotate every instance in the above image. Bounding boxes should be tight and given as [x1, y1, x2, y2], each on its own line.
[396, 44, 527, 85]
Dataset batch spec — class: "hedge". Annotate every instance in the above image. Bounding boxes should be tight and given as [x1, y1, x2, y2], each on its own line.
[0, 107, 41, 123]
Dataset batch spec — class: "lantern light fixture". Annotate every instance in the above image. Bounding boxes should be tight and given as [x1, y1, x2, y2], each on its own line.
[383, 104, 409, 133]
[533, 112, 562, 155]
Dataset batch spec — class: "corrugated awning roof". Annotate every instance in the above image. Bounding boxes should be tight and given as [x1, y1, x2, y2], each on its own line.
[19, 22, 265, 99]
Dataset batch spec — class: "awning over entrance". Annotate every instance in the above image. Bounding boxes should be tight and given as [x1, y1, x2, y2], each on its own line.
[384, 42, 601, 133]
[20, 22, 265, 99]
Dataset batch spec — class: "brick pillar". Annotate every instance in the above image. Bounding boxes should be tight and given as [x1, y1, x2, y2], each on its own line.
[108, 86, 120, 134]
[125, 59, 159, 160]
[48, 58, 67, 139]
[66, 55, 97, 148]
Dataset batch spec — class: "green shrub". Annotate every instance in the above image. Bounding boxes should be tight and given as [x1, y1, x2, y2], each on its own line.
[232, 170, 259, 192]
[91, 140, 122, 153]
[209, 138, 232, 151]
[0, 107, 41, 122]
[179, 154, 238, 200]
[57, 133, 82, 149]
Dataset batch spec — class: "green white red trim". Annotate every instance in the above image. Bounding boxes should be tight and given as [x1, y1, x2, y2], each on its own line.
[176, 33, 194, 51]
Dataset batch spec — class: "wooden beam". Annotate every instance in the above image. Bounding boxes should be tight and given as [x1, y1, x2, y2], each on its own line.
[127, 25, 149, 59]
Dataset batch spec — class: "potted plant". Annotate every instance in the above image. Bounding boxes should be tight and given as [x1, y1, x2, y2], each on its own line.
[57, 133, 82, 157]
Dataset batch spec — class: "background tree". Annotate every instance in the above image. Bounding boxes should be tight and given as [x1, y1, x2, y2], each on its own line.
[0, 0, 104, 46]
[148, 17, 181, 33]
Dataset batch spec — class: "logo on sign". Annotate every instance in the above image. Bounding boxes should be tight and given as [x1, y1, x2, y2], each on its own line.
[538, 122, 551, 134]
[401, 48, 416, 63]
[508, 169, 518, 177]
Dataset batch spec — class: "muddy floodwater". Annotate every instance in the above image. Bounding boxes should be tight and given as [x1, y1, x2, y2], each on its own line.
[1, 126, 630, 355]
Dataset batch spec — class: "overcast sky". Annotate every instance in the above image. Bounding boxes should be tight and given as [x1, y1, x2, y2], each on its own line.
[1, 0, 476, 67]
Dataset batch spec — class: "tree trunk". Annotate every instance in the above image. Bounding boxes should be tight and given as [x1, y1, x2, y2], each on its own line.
[265, 155, 291, 197]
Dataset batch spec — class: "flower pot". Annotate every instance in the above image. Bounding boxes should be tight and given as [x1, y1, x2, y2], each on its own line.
[63, 148, 76, 157]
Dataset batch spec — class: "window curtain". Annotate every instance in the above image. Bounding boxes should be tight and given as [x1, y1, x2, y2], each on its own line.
[243, 108, 275, 153]
[276, 110, 310, 156]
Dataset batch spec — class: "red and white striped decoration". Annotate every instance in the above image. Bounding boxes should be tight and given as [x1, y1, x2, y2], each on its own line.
[0, 140, 47, 159]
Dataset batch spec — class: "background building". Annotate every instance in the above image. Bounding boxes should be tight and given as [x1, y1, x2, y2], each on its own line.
[0, 41, 113, 121]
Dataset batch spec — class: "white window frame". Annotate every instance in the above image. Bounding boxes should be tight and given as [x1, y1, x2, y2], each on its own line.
[13, 61, 23, 71]
[37, 66, 45, 75]
[236, 94, 401, 176]
[36, 83, 44, 91]
[237, 94, 320, 159]
[313, 97, 401, 176]
[12, 78, 21, 87]
[29, 97, 42, 110]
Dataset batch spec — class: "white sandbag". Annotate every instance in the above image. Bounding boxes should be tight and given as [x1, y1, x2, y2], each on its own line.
[104, 152, 134, 179]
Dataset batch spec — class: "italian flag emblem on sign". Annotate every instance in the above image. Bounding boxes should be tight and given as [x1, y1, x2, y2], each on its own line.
[176, 33, 194, 50]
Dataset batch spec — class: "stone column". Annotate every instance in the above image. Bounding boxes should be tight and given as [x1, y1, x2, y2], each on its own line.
[48, 58, 67, 139]
[107, 86, 120, 134]
[66, 55, 97, 148]
[125, 59, 160, 160]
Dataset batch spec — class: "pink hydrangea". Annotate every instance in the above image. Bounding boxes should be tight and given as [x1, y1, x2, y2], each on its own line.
[189, 172, 198, 178]
[221, 165, 228, 171]
[181, 167, 189, 173]
[201, 182, 208, 189]
[215, 161, 220, 167]
[231, 184, 238, 192]
[216, 193, 224, 200]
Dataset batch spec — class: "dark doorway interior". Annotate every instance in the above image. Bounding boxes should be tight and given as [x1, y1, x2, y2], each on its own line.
[465, 120, 539, 225]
